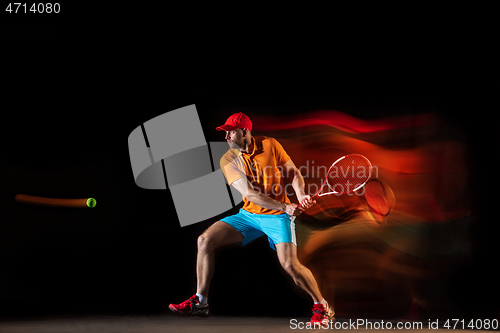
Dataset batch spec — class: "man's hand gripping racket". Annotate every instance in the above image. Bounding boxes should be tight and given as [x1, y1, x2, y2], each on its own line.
[291, 154, 373, 218]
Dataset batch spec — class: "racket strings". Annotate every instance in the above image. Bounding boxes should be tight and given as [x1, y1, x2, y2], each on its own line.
[327, 155, 372, 193]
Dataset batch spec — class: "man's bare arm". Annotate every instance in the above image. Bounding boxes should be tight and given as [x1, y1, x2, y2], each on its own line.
[231, 177, 303, 216]
[282, 159, 316, 208]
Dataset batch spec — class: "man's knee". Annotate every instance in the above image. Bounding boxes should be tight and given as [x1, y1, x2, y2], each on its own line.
[282, 259, 301, 277]
[198, 233, 214, 252]
[198, 221, 243, 252]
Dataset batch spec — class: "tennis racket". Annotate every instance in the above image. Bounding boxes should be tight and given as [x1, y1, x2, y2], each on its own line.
[309, 154, 372, 199]
[293, 154, 372, 217]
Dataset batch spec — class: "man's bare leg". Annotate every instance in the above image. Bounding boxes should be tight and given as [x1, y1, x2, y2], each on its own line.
[276, 242, 334, 316]
[276, 242, 323, 301]
[196, 221, 244, 297]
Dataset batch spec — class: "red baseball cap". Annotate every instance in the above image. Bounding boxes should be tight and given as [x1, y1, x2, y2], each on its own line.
[216, 112, 253, 131]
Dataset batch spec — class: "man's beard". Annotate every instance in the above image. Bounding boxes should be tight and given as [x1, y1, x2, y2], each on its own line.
[228, 141, 242, 149]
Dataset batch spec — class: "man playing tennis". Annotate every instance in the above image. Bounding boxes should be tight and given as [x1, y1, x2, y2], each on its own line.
[169, 112, 334, 325]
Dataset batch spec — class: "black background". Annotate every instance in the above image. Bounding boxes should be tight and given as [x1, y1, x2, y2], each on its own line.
[0, 4, 497, 320]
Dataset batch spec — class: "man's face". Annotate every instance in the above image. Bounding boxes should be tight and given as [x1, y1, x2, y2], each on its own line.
[225, 128, 245, 149]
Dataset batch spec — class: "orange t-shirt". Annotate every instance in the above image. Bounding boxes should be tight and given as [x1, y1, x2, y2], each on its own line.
[220, 136, 291, 215]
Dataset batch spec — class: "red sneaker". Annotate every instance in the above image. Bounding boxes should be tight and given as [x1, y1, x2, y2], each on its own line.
[309, 303, 334, 327]
[169, 295, 209, 318]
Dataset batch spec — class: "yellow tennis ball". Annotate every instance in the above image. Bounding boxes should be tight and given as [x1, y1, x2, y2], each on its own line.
[86, 197, 96, 208]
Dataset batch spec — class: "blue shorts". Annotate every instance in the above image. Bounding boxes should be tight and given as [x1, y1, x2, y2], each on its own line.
[221, 208, 296, 251]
